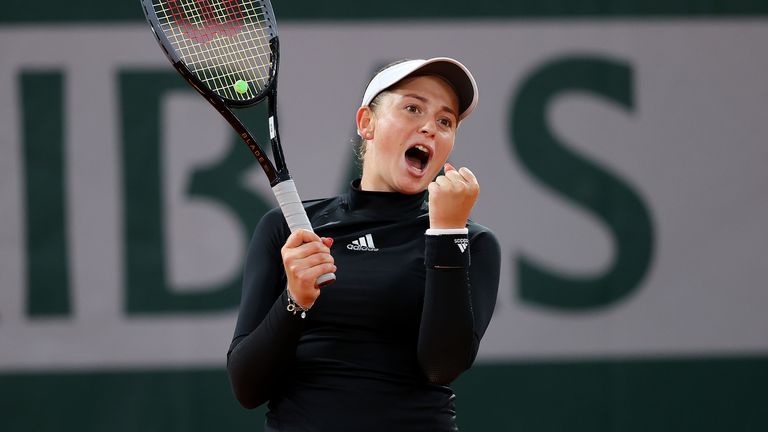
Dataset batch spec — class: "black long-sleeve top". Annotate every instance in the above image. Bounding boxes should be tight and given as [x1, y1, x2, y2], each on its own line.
[227, 180, 501, 431]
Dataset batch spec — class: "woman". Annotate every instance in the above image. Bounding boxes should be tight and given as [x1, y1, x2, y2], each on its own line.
[227, 57, 501, 431]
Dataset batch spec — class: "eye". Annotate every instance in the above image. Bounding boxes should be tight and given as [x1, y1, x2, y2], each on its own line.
[405, 104, 421, 114]
[438, 117, 454, 128]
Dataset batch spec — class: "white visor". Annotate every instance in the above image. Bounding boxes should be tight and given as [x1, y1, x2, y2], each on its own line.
[360, 57, 478, 122]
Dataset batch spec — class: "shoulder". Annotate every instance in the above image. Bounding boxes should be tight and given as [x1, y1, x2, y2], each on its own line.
[259, 206, 287, 226]
[303, 194, 345, 217]
[467, 220, 501, 257]
[246, 195, 345, 258]
[467, 220, 498, 241]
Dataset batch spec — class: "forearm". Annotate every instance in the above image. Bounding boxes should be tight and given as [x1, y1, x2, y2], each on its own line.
[417, 233, 475, 385]
[417, 228, 501, 385]
[227, 290, 304, 408]
[418, 267, 475, 385]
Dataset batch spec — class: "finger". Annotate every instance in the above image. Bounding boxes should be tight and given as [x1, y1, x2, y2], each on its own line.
[284, 229, 322, 249]
[286, 253, 334, 280]
[435, 175, 453, 188]
[321, 237, 334, 248]
[458, 166, 478, 185]
[444, 168, 469, 185]
[444, 162, 456, 172]
[286, 240, 331, 260]
[298, 252, 334, 268]
[295, 258, 337, 281]
[303, 262, 338, 286]
[427, 181, 439, 195]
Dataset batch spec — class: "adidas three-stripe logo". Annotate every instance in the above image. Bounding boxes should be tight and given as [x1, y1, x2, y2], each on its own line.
[347, 234, 379, 252]
[455, 238, 469, 253]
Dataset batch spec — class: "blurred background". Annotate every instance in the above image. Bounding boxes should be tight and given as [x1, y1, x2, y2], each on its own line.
[1, 1, 767, 430]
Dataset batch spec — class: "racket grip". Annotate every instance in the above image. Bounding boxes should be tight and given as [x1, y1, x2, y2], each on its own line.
[272, 180, 336, 287]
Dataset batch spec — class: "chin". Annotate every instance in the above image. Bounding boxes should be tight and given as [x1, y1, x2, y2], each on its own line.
[396, 179, 429, 195]
[403, 177, 432, 195]
[400, 187, 426, 195]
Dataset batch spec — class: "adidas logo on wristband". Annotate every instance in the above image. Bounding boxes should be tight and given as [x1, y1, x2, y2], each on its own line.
[454, 238, 468, 253]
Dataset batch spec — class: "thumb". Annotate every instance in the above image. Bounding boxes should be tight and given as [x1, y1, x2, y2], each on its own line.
[444, 162, 456, 172]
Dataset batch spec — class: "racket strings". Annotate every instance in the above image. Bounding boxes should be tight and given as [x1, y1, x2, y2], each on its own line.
[187, 0, 272, 91]
[166, 0, 272, 91]
[154, 0, 275, 101]
[170, 0, 242, 43]
[168, 0, 272, 74]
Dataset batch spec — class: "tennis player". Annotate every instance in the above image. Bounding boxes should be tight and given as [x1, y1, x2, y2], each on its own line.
[227, 57, 501, 431]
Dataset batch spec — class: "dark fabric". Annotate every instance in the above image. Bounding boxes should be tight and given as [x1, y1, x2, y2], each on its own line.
[227, 180, 501, 431]
[424, 234, 471, 269]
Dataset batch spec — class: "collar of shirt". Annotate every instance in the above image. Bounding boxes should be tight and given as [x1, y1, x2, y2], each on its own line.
[346, 179, 428, 219]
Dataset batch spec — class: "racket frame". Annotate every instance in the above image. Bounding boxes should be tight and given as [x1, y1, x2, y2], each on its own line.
[141, 0, 335, 287]
[141, 0, 285, 185]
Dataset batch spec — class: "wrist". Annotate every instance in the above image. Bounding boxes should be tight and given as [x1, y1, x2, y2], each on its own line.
[285, 288, 313, 318]
[424, 232, 470, 269]
[428, 220, 468, 230]
[425, 227, 469, 235]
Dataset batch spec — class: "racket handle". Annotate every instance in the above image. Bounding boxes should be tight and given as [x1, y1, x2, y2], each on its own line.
[272, 180, 336, 287]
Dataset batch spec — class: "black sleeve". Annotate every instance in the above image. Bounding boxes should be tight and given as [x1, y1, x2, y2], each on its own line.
[417, 228, 501, 385]
[226, 209, 304, 409]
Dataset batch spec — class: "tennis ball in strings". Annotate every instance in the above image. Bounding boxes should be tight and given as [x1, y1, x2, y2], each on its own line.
[234, 80, 249, 94]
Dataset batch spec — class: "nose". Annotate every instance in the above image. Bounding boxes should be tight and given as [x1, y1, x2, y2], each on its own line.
[420, 120, 436, 137]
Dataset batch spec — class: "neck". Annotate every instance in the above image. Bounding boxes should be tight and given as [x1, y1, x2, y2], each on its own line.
[347, 179, 428, 217]
[359, 173, 393, 192]
[359, 159, 391, 192]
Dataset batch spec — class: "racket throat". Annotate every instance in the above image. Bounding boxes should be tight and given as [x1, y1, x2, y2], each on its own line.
[271, 170, 292, 186]
[268, 115, 286, 172]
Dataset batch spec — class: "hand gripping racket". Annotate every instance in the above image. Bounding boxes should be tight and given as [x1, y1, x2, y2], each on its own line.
[141, 0, 335, 287]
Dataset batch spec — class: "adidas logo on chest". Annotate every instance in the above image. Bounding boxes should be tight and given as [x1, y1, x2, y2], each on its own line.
[347, 233, 379, 252]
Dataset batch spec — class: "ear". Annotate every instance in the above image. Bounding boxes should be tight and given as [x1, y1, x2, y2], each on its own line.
[356, 106, 375, 140]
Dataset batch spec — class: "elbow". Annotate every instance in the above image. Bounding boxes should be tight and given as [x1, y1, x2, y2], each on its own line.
[417, 335, 478, 385]
[229, 374, 270, 409]
[418, 353, 473, 385]
[227, 356, 270, 409]
[424, 366, 467, 386]
[236, 394, 265, 410]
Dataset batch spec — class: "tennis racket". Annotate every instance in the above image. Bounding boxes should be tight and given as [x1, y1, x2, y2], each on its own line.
[141, 0, 335, 287]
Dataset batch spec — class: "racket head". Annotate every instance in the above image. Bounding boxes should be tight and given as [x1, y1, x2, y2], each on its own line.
[142, 0, 279, 107]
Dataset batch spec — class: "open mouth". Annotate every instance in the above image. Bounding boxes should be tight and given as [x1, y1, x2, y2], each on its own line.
[405, 144, 431, 172]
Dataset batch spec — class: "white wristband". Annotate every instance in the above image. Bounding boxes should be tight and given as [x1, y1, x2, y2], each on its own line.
[425, 228, 469, 236]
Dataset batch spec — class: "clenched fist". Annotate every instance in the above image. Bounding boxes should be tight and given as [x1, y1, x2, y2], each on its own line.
[281, 229, 335, 309]
[427, 163, 479, 229]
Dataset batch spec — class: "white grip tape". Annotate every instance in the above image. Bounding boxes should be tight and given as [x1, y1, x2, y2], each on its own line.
[273, 180, 312, 233]
[272, 180, 336, 286]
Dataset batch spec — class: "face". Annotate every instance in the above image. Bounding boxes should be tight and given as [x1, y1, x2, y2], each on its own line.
[357, 75, 460, 194]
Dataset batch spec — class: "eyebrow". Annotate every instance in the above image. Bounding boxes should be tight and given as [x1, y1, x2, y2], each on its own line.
[402, 93, 458, 120]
